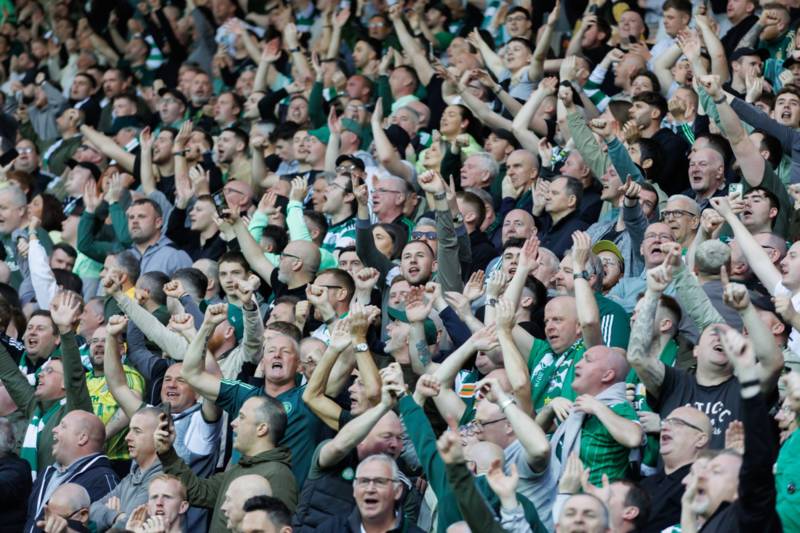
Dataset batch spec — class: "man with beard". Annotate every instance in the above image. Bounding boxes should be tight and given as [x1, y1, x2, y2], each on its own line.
[214, 127, 251, 184]
[84, 325, 146, 476]
[125, 198, 192, 276]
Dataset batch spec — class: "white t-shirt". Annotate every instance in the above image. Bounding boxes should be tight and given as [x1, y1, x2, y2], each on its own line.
[774, 281, 800, 355]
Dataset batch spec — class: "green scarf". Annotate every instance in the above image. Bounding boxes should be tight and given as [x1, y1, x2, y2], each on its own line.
[21, 399, 65, 480]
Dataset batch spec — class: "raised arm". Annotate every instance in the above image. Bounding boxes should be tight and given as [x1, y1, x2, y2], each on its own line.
[710, 195, 782, 293]
[50, 292, 93, 413]
[104, 316, 144, 418]
[511, 79, 554, 153]
[720, 270, 784, 393]
[653, 43, 683, 98]
[79, 125, 135, 171]
[388, 5, 434, 85]
[301, 320, 351, 431]
[318, 373, 395, 468]
[695, 15, 729, 83]
[230, 214, 276, 286]
[494, 299, 534, 416]
[701, 75, 765, 182]
[179, 305, 227, 402]
[138, 127, 156, 195]
[529, 2, 559, 83]
[467, 29, 504, 79]
[626, 259, 676, 400]
[371, 100, 414, 182]
[572, 232, 603, 348]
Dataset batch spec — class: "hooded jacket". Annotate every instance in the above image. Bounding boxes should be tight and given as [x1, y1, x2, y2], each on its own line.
[89, 458, 164, 531]
[159, 445, 297, 533]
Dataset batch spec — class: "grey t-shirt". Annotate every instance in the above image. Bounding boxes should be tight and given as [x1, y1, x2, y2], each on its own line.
[504, 439, 558, 531]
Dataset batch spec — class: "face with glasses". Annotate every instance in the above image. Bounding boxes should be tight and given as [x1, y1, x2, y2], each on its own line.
[661, 199, 698, 244]
[659, 406, 709, 459]
[472, 399, 509, 444]
[14, 140, 37, 172]
[323, 176, 354, 214]
[343, 96, 368, 121]
[372, 178, 406, 217]
[597, 251, 623, 290]
[35, 359, 65, 400]
[640, 222, 675, 267]
[353, 459, 403, 520]
[412, 224, 438, 255]
[774, 397, 797, 442]
[506, 11, 532, 37]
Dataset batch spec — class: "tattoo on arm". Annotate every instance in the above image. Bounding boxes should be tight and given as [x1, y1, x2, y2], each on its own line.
[627, 291, 665, 393]
[415, 340, 431, 368]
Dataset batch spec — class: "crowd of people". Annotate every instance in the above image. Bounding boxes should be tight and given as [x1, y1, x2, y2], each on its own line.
[1, 0, 800, 531]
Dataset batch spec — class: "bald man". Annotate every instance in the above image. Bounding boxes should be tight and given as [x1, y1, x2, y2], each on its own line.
[221, 474, 272, 531]
[544, 346, 643, 485]
[36, 483, 91, 533]
[504, 149, 540, 212]
[26, 411, 119, 533]
[556, 493, 611, 533]
[640, 406, 710, 532]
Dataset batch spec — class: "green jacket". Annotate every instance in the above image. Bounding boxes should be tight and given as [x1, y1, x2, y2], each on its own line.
[0, 332, 92, 470]
[398, 396, 546, 532]
[160, 445, 298, 533]
[76, 202, 132, 263]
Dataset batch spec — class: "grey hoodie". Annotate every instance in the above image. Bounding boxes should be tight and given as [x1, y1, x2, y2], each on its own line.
[89, 458, 164, 531]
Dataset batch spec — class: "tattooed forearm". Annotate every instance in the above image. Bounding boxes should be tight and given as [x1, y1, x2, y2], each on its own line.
[415, 340, 432, 368]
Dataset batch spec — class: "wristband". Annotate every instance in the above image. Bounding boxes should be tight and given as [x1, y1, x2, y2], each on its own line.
[487, 298, 498, 307]
[433, 192, 446, 201]
[172, 150, 187, 156]
[714, 95, 726, 105]
[289, 47, 301, 53]
[739, 378, 759, 388]
[499, 396, 516, 412]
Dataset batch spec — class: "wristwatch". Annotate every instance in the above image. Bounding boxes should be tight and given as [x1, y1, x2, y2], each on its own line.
[452, 213, 464, 225]
[573, 271, 590, 280]
[354, 342, 369, 353]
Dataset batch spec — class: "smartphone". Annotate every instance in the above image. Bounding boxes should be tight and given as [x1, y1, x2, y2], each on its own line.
[729, 182, 743, 197]
[161, 401, 172, 418]
[628, 35, 637, 44]
[212, 189, 229, 217]
[588, 4, 598, 13]
[0, 148, 18, 167]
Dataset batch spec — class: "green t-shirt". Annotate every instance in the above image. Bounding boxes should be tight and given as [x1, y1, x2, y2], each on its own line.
[579, 401, 638, 485]
[776, 424, 800, 532]
[626, 339, 679, 467]
[596, 293, 631, 349]
[528, 338, 587, 411]
[216, 378, 329, 486]
[322, 217, 357, 253]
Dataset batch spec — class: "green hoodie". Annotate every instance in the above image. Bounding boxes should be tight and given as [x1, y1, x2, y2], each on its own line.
[159, 445, 298, 533]
[398, 396, 547, 532]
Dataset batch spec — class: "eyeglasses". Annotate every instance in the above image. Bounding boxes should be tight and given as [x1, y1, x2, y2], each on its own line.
[354, 476, 396, 487]
[644, 232, 674, 241]
[600, 258, 621, 268]
[336, 163, 357, 173]
[412, 231, 437, 241]
[17, 147, 34, 154]
[506, 15, 529, 23]
[469, 416, 507, 431]
[660, 209, 697, 221]
[661, 417, 705, 433]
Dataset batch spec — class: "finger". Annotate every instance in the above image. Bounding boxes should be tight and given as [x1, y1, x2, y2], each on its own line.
[720, 265, 730, 287]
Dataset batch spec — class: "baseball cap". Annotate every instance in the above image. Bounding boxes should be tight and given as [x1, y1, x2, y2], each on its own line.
[592, 240, 624, 266]
[308, 126, 331, 145]
[730, 47, 770, 63]
[65, 159, 101, 180]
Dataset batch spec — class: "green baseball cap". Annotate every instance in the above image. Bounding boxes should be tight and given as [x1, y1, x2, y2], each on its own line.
[308, 125, 330, 145]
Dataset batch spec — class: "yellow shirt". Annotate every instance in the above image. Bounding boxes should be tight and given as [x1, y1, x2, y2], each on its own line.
[86, 365, 145, 461]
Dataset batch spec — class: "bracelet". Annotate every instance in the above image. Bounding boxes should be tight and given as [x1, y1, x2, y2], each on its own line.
[739, 378, 759, 388]
[714, 95, 726, 104]
[487, 298, 498, 307]
[433, 192, 446, 200]
[499, 396, 516, 412]
[289, 47, 301, 53]
[172, 150, 187, 156]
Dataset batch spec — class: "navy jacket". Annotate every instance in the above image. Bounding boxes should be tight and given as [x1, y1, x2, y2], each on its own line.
[25, 453, 119, 533]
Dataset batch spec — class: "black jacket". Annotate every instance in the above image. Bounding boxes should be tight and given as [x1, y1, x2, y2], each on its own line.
[316, 507, 425, 533]
[698, 393, 782, 533]
[466, 230, 498, 278]
[0, 453, 32, 533]
[535, 209, 590, 259]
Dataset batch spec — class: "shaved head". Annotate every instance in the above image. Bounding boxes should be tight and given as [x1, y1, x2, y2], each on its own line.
[465, 441, 504, 473]
[71, 410, 107, 452]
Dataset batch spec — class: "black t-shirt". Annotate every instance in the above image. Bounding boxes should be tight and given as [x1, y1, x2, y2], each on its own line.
[640, 463, 691, 533]
[269, 269, 309, 301]
[134, 153, 176, 204]
[647, 365, 741, 449]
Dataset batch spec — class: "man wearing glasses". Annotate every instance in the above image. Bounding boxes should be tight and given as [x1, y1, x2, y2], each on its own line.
[661, 195, 699, 250]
